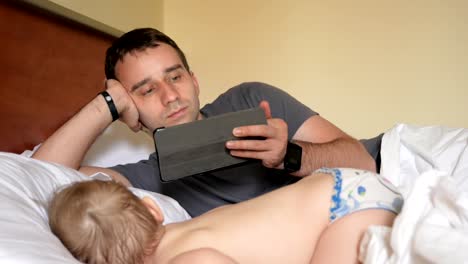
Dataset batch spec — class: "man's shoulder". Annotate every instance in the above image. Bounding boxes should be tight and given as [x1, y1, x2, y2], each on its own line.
[226, 81, 284, 96]
[201, 82, 290, 116]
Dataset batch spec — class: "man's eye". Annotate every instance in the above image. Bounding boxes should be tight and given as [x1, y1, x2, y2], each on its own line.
[171, 75, 181, 82]
[142, 88, 154, 95]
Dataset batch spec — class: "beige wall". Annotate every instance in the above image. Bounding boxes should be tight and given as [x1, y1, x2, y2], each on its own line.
[48, 0, 164, 32]
[43, 0, 468, 138]
[163, 0, 468, 138]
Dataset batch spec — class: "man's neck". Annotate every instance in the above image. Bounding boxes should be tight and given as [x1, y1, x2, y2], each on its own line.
[197, 111, 205, 120]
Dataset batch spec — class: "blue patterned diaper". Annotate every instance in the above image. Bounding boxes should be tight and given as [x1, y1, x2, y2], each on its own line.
[316, 168, 403, 223]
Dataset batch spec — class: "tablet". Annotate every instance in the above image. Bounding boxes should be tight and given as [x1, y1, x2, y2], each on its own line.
[154, 107, 267, 182]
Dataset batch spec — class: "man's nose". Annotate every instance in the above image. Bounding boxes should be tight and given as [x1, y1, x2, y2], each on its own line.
[161, 83, 179, 105]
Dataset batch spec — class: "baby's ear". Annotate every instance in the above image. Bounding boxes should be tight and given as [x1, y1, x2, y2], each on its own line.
[142, 196, 165, 223]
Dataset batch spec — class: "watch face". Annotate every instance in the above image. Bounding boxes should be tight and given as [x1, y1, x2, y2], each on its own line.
[285, 142, 302, 172]
[285, 155, 299, 166]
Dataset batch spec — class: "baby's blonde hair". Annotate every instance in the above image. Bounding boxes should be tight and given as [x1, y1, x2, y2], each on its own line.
[48, 180, 163, 264]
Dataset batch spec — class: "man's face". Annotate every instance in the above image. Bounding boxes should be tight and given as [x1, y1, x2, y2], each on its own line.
[115, 44, 201, 131]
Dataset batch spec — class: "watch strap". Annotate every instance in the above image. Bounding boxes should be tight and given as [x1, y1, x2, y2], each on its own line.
[100, 91, 119, 122]
[284, 141, 302, 173]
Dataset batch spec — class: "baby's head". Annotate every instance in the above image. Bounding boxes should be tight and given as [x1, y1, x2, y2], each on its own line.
[48, 180, 165, 264]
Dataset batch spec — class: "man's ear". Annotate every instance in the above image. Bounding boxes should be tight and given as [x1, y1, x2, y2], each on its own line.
[142, 196, 165, 224]
[190, 71, 200, 96]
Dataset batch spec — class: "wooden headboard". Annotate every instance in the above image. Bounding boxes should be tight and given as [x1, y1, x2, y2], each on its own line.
[0, 0, 118, 153]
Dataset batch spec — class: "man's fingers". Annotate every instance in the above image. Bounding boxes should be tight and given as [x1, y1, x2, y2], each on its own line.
[226, 139, 269, 151]
[229, 149, 281, 168]
[233, 124, 274, 138]
[259, 100, 272, 119]
[229, 150, 262, 160]
[129, 122, 142, 132]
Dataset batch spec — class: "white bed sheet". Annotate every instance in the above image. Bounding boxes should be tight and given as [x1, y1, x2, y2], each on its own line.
[360, 123, 468, 264]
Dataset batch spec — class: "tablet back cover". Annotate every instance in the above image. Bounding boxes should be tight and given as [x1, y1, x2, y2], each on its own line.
[154, 107, 266, 181]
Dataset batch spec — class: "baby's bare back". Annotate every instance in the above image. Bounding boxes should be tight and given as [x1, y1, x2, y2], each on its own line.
[156, 174, 335, 264]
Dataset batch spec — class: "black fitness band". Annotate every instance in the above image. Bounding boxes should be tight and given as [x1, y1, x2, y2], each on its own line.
[100, 91, 119, 122]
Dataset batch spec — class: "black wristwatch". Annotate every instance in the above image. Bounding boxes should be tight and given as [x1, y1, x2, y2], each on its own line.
[283, 141, 302, 173]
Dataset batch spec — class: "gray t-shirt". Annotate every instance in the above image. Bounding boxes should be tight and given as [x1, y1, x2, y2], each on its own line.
[112, 82, 317, 216]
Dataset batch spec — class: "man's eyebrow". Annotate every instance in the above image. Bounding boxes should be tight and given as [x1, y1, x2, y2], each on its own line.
[131, 77, 151, 92]
[165, 64, 183, 73]
[130, 64, 184, 92]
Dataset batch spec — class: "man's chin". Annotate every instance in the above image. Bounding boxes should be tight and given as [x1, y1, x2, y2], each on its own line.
[165, 117, 193, 128]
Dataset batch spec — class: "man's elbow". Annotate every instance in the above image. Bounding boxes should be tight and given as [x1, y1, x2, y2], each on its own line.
[362, 155, 377, 172]
[356, 143, 377, 173]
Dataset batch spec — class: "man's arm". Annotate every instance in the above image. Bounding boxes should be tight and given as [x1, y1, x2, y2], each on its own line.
[32, 80, 139, 184]
[227, 101, 375, 176]
[291, 115, 376, 176]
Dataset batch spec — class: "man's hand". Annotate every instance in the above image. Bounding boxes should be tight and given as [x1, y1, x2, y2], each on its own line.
[226, 101, 288, 169]
[105, 79, 142, 132]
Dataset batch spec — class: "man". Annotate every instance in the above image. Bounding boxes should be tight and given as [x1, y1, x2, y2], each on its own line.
[33, 28, 377, 216]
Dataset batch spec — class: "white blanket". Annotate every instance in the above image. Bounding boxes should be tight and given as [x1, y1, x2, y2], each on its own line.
[360, 124, 468, 263]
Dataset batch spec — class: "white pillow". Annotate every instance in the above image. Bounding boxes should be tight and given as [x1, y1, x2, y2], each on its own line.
[89, 172, 191, 224]
[0, 152, 190, 264]
[82, 121, 155, 167]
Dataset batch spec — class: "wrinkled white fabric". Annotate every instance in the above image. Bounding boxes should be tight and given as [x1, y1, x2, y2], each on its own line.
[380, 123, 468, 196]
[360, 124, 468, 264]
[413, 176, 468, 263]
[359, 226, 392, 264]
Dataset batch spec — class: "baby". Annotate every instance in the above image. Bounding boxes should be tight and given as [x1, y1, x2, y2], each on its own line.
[49, 168, 402, 264]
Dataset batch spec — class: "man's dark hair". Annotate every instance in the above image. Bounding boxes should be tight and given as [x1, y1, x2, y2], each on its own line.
[104, 28, 190, 80]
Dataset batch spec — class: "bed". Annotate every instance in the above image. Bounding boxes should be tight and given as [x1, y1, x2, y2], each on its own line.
[1, 1, 467, 263]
